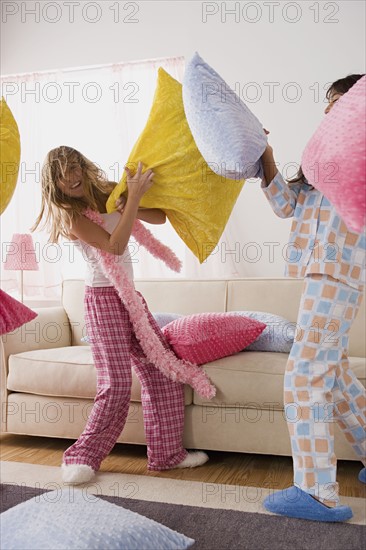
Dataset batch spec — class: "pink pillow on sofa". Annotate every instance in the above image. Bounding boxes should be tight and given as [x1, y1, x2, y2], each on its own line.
[302, 75, 366, 232]
[162, 313, 266, 365]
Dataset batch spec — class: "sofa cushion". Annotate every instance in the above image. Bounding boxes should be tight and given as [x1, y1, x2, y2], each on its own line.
[8, 347, 365, 411]
[194, 352, 366, 408]
[136, 279, 229, 315]
[7, 347, 193, 405]
[162, 313, 266, 365]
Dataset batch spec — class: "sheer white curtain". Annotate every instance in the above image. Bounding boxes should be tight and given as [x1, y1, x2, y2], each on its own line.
[0, 55, 244, 301]
[0, 57, 184, 298]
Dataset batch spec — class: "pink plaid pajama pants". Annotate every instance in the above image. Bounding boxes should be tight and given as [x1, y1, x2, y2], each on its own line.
[285, 274, 366, 503]
[63, 286, 187, 472]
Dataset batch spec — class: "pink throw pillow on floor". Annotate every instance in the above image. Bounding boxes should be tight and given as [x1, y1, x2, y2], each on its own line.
[162, 312, 266, 365]
[302, 75, 366, 232]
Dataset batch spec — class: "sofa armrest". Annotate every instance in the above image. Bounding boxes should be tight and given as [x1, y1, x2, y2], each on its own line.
[1, 306, 71, 367]
[0, 306, 71, 433]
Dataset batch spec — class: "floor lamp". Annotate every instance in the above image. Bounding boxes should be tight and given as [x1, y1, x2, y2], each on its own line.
[3, 233, 39, 303]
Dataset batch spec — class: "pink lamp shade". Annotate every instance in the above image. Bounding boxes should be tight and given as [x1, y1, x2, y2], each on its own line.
[0, 289, 37, 335]
[3, 233, 39, 271]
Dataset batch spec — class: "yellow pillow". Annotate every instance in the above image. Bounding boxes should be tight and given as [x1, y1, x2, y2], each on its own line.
[106, 69, 244, 263]
[0, 98, 21, 215]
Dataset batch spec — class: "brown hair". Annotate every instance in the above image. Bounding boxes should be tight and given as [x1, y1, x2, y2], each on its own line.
[32, 146, 115, 242]
[326, 73, 364, 100]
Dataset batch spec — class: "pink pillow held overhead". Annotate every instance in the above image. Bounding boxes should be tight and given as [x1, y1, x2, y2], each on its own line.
[0, 289, 37, 335]
[302, 75, 366, 233]
[162, 312, 266, 365]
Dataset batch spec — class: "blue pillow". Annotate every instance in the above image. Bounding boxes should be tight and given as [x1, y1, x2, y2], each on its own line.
[153, 312, 183, 329]
[183, 52, 267, 180]
[232, 311, 296, 352]
[81, 312, 183, 343]
[0, 489, 195, 550]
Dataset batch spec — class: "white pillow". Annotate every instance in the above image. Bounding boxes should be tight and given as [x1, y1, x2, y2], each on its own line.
[183, 52, 267, 180]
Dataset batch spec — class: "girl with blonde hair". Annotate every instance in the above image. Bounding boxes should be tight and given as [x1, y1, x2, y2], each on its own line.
[33, 146, 209, 484]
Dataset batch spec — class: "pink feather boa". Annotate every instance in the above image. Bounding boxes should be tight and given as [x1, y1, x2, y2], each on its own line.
[131, 219, 181, 273]
[83, 209, 216, 399]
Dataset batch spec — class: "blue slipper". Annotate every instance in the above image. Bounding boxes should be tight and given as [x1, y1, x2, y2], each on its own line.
[263, 486, 353, 522]
[358, 467, 366, 483]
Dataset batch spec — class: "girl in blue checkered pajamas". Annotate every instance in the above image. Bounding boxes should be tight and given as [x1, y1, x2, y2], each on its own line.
[261, 74, 365, 522]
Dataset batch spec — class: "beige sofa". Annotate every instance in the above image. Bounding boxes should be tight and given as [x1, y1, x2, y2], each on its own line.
[1, 278, 365, 460]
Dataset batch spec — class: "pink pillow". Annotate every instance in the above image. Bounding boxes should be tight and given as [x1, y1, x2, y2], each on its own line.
[302, 75, 366, 233]
[162, 313, 266, 365]
[0, 289, 37, 335]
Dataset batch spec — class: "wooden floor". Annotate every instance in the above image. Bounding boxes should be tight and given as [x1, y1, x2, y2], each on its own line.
[1, 434, 365, 498]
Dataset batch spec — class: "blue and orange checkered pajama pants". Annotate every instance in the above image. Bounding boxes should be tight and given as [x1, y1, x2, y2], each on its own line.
[63, 286, 187, 472]
[285, 274, 366, 503]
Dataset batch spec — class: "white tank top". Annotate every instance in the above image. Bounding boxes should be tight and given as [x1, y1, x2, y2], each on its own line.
[73, 211, 134, 287]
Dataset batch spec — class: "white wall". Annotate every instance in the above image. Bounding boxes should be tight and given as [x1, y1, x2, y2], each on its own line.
[1, 0, 365, 277]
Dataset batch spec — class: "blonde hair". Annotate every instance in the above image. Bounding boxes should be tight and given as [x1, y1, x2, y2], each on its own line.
[32, 146, 115, 242]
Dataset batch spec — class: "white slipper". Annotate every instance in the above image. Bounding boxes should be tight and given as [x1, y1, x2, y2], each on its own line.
[61, 463, 95, 484]
[175, 451, 209, 469]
